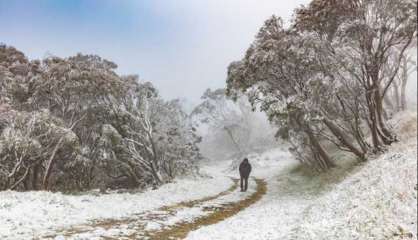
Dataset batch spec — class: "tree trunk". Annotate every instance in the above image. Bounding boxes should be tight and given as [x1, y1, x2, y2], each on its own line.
[149, 161, 163, 185]
[148, 135, 163, 185]
[42, 137, 64, 190]
[306, 125, 335, 170]
[323, 119, 366, 160]
[366, 89, 382, 151]
[352, 112, 370, 153]
[392, 80, 401, 112]
[374, 91, 397, 144]
[10, 167, 30, 190]
[365, 84, 396, 151]
[23, 170, 30, 190]
[400, 57, 408, 111]
[32, 165, 40, 190]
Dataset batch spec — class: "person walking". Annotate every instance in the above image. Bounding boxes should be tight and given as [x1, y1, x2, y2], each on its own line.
[239, 158, 251, 192]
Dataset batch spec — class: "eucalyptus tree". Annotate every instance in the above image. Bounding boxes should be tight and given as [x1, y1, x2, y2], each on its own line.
[98, 79, 201, 187]
[295, 0, 417, 149]
[226, 0, 416, 170]
[0, 45, 201, 191]
[227, 16, 338, 170]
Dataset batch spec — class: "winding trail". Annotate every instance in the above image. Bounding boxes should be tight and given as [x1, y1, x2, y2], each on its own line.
[40, 177, 267, 240]
[144, 178, 266, 240]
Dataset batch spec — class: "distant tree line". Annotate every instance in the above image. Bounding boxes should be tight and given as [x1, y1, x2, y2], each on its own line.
[227, 0, 417, 171]
[0, 46, 202, 191]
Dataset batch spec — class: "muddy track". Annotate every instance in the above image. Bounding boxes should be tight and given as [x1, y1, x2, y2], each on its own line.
[143, 178, 267, 240]
[40, 177, 267, 240]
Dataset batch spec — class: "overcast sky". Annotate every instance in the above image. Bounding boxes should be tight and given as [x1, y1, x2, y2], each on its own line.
[0, 0, 309, 103]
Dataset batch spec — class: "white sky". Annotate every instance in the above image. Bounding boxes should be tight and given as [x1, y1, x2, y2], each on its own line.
[1, 0, 310, 104]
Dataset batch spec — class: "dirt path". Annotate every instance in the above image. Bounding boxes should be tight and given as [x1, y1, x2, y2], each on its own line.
[146, 178, 267, 240]
[40, 178, 266, 240]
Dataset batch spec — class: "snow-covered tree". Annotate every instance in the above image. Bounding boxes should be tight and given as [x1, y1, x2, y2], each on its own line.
[227, 16, 338, 170]
[0, 45, 201, 191]
[296, 0, 417, 149]
[226, 0, 416, 170]
[104, 80, 201, 187]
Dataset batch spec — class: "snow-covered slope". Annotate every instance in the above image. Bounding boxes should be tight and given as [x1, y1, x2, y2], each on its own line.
[187, 111, 417, 240]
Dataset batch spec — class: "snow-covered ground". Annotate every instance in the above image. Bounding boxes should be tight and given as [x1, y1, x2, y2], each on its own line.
[187, 110, 418, 240]
[0, 174, 232, 240]
[54, 178, 258, 240]
[1, 111, 416, 240]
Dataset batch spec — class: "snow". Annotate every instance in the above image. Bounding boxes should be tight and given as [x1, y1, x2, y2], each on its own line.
[186, 111, 417, 240]
[1, 111, 416, 240]
[146, 179, 257, 230]
[58, 177, 257, 240]
[0, 174, 232, 240]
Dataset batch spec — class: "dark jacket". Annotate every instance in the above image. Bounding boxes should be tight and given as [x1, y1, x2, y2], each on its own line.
[239, 159, 251, 178]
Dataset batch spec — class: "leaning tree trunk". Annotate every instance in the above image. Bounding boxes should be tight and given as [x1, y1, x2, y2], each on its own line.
[323, 119, 366, 160]
[10, 167, 30, 190]
[305, 125, 335, 170]
[42, 137, 64, 190]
